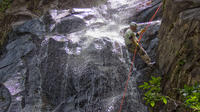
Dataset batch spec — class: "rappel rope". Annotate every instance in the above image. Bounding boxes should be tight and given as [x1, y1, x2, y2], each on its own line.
[118, 3, 163, 112]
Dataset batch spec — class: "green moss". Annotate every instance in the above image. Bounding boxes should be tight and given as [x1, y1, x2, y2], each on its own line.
[0, 0, 12, 47]
[0, 14, 12, 53]
[0, 27, 10, 51]
[178, 59, 186, 66]
[0, 0, 11, 13]
[0, 30, 7, 45]
[176, 51, 181, 57]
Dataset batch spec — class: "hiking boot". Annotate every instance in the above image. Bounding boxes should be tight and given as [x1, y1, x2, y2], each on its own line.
[148, 61, 156, 67]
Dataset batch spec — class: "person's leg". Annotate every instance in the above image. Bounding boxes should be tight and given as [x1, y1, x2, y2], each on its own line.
[137, 46, 152, 65]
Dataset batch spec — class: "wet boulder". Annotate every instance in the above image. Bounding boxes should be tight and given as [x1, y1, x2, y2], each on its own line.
[42, 10, 86, 34]
[53, 16, 86, 34]
[133, 0, 163, 23]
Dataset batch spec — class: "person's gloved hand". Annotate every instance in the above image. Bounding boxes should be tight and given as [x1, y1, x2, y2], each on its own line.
[141, 28, 147, 33]
[133, 39, 139, 46]
[137, 28, 147, 37]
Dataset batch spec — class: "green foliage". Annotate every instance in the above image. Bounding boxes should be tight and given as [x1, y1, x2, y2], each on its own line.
[180, 84, 200, 111]
[0, 0, 11, 13]
[176, 51, 181, 57]
[139, 76, 199, 111]
[178, 59, 185, 66]
[139, 76, 168, 107]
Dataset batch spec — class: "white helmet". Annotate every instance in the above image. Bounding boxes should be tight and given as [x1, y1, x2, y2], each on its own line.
[130, 22, 137, 27]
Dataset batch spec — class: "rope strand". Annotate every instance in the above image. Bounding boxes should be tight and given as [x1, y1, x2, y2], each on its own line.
[118, 3, 162, 112]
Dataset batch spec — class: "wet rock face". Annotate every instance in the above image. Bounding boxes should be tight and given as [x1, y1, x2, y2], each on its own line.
[56, 0, 107, 8]
[133, 0, 162, 23]
[41, 37, 133, 112]
[105, 0, 162, 23]
[7, 0, 107, 15]
[158, 0, 200, 111]
[53, 16, 86, 34]
[0, 0, 163, 110]
[0, 10, 151, 112]
[42, 10, 86, 34]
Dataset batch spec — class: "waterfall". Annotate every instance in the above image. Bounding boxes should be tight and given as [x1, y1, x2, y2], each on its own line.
[0, 0, 161, 112]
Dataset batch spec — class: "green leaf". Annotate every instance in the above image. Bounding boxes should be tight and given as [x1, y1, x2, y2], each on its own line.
[144, 82, 148, 86]
[139, 85, 145, 88]
[162, 97, 167, 104]
[150, 101, 155, 107]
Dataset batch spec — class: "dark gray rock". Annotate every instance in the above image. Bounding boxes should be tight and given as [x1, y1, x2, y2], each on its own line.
[0, 10, 89, 112]
[104, 0, 162, 23]
[53, 16, 86, 34]
[0, 2, 162, 111]
[42, 10, 86, 34]
[0, 35, 35, 82]
[7, 101, 23, 112]
[132, 0, 162, 23]
[0, 83, 11, 112]
[41, 0, 107, 8]
[52, 99, 78, 112]
[40, 37, 147, 112]
[13, 19, 46, 37]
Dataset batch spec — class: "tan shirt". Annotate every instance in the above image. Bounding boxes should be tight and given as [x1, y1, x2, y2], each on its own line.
[124, 29, 139, 46]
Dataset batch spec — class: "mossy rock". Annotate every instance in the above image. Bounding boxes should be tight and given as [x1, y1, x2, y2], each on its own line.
[0, 14, 17, 54]
[0, 0, 12, 13]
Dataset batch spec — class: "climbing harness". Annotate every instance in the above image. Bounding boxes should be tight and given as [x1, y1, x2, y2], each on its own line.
[118, 3, 163, 112]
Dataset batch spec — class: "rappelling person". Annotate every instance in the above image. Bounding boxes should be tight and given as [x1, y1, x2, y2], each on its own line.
[123, 22, 155, 66]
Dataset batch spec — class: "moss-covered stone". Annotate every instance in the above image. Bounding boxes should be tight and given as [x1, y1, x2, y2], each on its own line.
[0, 14, 12, 54]
[0, 0, 11, 13]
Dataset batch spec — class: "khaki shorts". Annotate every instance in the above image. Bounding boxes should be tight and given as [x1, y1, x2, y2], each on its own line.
[127, 43, 151, 64]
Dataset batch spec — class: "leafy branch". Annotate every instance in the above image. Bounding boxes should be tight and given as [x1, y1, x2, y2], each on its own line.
[180, 84, 200, 111]
[139, 76, 167, 107]
[139, 76, 200, 112]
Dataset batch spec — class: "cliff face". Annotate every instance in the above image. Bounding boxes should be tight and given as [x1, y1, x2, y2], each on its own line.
[158, 0, 200, 110]
[0, 3, 162, 111]
[0, 0, 107, 54]
[0, 0, 162, 54]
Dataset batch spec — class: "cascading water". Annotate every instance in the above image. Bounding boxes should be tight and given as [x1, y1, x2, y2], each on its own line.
[0, 0, 161, 112]
[63, 0, 153, 55]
